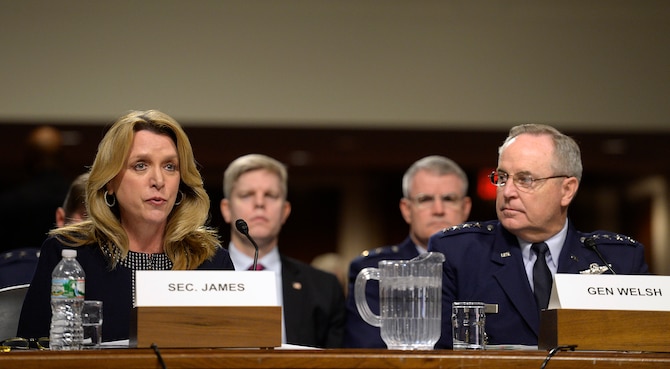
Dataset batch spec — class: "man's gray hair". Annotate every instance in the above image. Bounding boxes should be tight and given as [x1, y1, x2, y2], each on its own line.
[402, 155, 468, 198]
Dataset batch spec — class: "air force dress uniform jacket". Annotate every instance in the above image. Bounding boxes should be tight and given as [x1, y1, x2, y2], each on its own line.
[343, 236, 420, 348]
[427, 220, 649, 349]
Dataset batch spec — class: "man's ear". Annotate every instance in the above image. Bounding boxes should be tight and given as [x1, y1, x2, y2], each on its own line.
[561, 177, 580, 207]
[220, 198, 231, 223]
[280, 201, 292, 225]
[399, 198, 412, 225]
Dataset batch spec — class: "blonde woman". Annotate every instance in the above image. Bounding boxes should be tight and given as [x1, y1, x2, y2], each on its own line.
[19, 110, 233, 342]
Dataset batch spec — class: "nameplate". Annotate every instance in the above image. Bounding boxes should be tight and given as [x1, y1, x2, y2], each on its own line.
[135, 270, 278, 307]
[548, 274, 670, 311]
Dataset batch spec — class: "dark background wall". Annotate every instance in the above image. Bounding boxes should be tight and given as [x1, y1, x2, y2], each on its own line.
[2, 123, 667, 274]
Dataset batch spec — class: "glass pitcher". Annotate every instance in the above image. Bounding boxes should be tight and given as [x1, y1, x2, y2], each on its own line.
[354, 252, 445, 350]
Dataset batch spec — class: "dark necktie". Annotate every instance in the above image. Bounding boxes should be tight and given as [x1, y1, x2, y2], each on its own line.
[532, 242, 552, 310]
[248, 264, 265, 271]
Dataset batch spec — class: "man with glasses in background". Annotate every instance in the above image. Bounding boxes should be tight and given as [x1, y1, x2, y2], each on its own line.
[343, 155, 472, 348]
[428, 124, 649, 349]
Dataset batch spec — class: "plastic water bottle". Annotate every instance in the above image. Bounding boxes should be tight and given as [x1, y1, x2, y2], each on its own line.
[49, 249, 85, 350]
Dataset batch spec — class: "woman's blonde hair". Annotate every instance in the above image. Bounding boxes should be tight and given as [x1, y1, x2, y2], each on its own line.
[51, 110, 219, 269]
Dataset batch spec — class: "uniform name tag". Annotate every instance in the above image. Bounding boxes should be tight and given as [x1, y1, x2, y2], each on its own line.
[135, 270, 278, 307]
[549, 274, 670, 311]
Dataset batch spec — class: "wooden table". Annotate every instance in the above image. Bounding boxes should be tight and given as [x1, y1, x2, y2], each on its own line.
[2, 348, 670, 369]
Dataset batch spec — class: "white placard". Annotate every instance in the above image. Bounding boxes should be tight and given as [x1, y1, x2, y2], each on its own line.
[135, 270, 278, 307]
[548, 273, 670, 311]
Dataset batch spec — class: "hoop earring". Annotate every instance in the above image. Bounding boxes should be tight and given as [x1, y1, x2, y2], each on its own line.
[174, 190, 184, 206]
[104, 191, 116, 207]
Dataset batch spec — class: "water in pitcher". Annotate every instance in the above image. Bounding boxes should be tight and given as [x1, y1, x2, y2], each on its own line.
[379, 276, 442, 350]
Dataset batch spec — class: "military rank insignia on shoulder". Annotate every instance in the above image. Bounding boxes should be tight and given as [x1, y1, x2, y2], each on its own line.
[360, 244, 401, 258]
[440, 221, 496, 236]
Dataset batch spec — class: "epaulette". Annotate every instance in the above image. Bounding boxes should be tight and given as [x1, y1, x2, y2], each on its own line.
[439, 221, 497, 236]
[0, 248, 40, 266]
[580, 232, 638, 246]
[360, 245, 401, 258]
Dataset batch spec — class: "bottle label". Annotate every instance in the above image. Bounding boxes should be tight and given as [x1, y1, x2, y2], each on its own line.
[51, 278, 85, 299]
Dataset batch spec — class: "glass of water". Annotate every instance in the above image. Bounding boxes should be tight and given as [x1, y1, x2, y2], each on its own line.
[452, 301, 486, 350]
[82, 300, 103, 349]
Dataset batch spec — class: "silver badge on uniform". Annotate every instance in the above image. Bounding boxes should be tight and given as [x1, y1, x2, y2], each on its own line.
[579, 263, 609, 274]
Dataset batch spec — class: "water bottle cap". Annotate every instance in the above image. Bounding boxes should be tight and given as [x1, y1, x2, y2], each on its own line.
[61, 249, 77, 258]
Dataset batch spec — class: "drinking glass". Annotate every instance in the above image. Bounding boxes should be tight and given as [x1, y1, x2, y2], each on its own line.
[452, 301, 486, 350]
[81, 300, 103, 349]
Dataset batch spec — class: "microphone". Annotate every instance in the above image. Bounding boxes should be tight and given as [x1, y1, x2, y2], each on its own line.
[235, 219, 259, 271]
[584, 237, 616, 274]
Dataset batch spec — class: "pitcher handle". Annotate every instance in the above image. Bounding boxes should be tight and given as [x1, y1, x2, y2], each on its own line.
[354, 267, 381, 327]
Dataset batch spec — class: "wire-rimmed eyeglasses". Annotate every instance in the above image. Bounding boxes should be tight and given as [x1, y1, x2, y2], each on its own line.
[407, 194, 465, 209]
[0, 337, 49, 351]
[489, 171, 570, 192]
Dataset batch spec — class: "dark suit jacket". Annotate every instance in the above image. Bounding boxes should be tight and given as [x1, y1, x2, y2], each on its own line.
[18, 237, 234, 342]
[427, 220, 649, 349]
[281, 255, 345, 348]
[343, 237, 420, 348]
